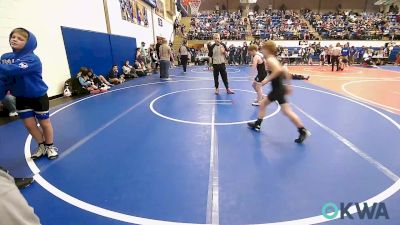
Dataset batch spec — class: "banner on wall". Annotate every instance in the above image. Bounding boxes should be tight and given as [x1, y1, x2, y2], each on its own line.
[136, 2, 149, 26]
[165, 0, 175, 16]
[119, 0, 149, 27]
[155, 0, 165, 18]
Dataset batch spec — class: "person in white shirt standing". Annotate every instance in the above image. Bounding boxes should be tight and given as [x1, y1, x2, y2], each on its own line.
[208, 33, 234, 95]
[331, 43, 342, 72]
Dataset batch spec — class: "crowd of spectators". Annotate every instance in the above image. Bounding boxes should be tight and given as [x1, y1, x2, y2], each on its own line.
[181, 8, 400, 41]
[185, 9, 314, 41]
[305, 9, 400, 40]
[249, 9, 312, 40]
[187, 11, 249, 40]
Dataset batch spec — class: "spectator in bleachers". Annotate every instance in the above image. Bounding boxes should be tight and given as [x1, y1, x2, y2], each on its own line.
[188, 11, 247, 40]
[250, 10, 310, 40]
[305, 10, 400, 40]
[389, 3, 399, 14]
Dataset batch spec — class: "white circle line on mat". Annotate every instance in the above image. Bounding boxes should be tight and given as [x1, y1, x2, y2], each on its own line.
[149, 88, 280, 126]
[24, 80, 400, 225]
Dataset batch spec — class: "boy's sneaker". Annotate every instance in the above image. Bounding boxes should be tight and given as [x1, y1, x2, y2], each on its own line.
[247, 122, 261, 132]
[295, 129, 311, 144]
[31, 144, 46, 160]
[100, 84, 110, 91]
[100, 85, 109, 93]
[252, 101, 260, 106]
[46, 145, 59, 160]
[9, 112, 18, 117]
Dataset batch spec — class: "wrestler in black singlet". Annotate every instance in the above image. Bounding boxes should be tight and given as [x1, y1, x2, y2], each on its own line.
[266, 67, 287, 105]
[248, 53, 310, 144]
[255, 53, 268, 82]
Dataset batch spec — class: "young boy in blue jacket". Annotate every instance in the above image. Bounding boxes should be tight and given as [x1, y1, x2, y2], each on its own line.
[0, 28, 58, 159]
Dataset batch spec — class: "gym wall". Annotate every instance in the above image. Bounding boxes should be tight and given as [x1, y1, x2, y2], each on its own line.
[61, 27, 138, 77]
[0, 0, 107, 97]
[107, 0, 155, 45]
[0, 0, 174, 97]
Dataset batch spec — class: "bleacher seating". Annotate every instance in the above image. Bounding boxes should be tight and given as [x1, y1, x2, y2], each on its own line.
[305, 10, 400, 40]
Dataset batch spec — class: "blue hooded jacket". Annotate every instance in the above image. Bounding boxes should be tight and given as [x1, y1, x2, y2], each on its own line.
[0, 28, 48, 98]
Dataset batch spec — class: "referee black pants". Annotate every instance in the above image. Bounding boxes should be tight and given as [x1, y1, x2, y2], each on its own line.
[331, 56, 339, 71]
[180, 55, 188, 72]
[213, 63, 229, 89]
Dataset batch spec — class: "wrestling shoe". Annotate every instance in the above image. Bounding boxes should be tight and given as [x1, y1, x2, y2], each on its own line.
[247, 122, 261, 132]
[295, 129, 311, 144]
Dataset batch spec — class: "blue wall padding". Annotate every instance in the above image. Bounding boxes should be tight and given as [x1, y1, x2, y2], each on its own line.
[109, 34, 137, 70]
[389, 47, 400, 61]
[61, 26, 137, 77]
